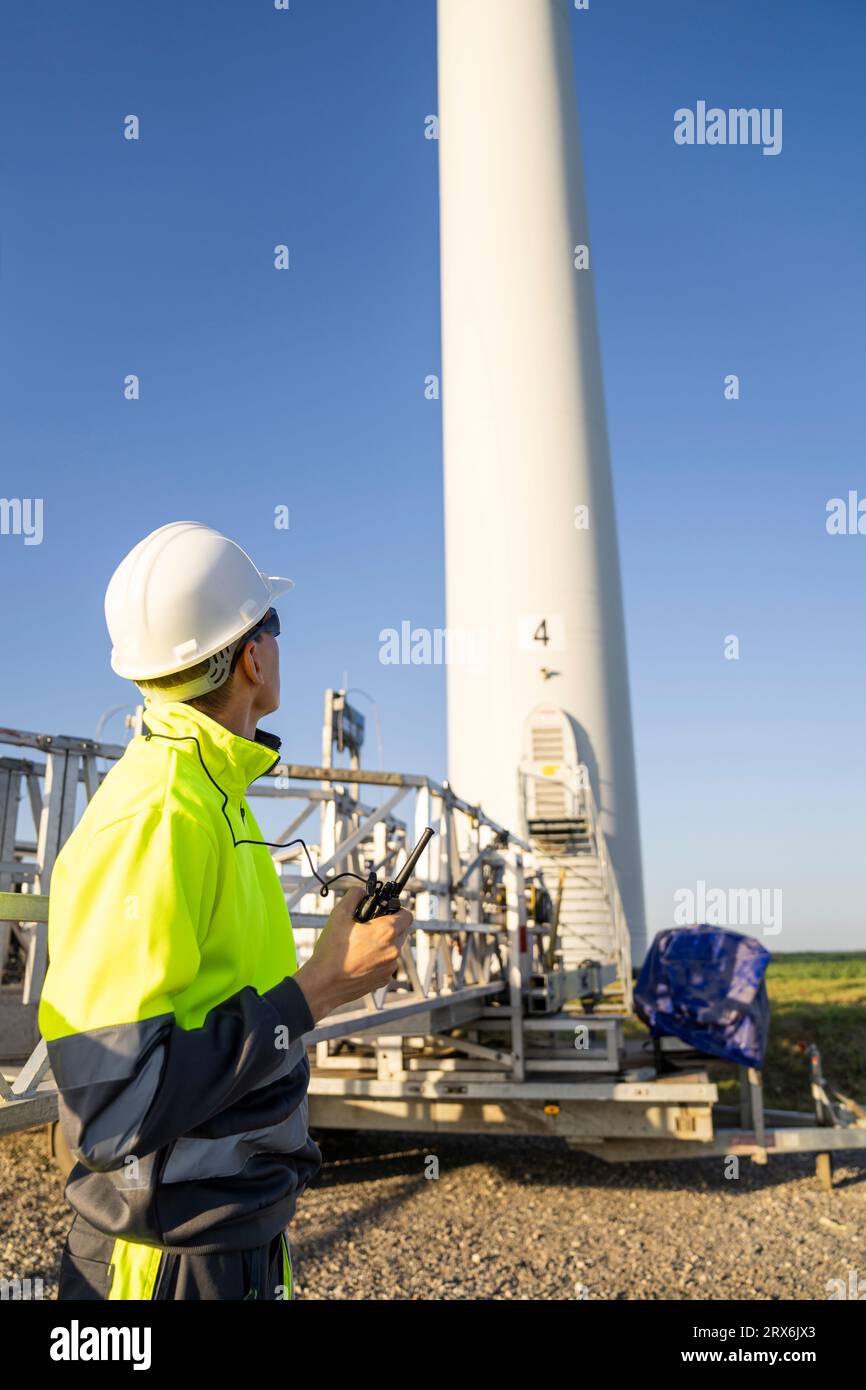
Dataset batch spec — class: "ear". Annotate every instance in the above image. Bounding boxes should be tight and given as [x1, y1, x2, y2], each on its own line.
[240, 640, 266, 685]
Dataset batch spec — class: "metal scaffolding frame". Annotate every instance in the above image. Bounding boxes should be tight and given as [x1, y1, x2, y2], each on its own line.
[0, 710, 632, 1117]
[2, 707, 862, 1185]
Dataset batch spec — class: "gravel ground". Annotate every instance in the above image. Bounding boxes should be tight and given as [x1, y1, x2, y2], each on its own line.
[2, 1126, 864, 1300]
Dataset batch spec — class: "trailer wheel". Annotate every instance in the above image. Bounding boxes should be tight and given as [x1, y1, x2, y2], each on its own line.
[48, 1121, 76, 1181]
[815, 1151, 834, 1192]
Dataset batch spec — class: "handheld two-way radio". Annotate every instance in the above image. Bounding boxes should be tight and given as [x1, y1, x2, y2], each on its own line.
[352, 827, 435, 923]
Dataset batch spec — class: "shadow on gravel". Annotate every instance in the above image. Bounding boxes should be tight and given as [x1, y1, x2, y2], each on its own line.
[311, 1128, 866, 1195]
[298, 1172, 429, 1264]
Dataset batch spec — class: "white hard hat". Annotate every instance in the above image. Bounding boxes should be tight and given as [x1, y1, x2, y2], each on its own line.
[105, 521, 294, 681]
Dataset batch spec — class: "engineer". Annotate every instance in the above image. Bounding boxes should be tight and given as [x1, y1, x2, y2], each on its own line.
[39, 520, 412, 1301]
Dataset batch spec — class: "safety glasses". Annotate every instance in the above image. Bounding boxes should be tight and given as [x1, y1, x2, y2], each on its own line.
[229, 607, 281, 672]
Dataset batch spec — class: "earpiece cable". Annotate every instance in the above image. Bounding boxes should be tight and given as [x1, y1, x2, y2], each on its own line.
[142, 727, 368, 898]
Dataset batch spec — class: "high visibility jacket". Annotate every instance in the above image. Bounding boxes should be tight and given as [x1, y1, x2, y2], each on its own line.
[39, 699, 322, 1253]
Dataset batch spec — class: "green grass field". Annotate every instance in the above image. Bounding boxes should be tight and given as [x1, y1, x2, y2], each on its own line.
[627, 951, 866, 1113]
[757, 952, 866, 1111]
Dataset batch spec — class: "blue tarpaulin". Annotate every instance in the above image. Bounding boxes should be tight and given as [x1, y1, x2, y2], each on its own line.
[634, 925, 771, 1069]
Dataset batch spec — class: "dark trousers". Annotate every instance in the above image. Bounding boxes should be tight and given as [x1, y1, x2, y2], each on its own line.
[58, 1212, 294, 1301]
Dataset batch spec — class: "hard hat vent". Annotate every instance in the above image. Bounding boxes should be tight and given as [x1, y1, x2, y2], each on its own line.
[172, 638, 198, 663]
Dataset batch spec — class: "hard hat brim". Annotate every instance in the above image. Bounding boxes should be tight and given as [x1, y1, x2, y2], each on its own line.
[264, 574, 294, 599]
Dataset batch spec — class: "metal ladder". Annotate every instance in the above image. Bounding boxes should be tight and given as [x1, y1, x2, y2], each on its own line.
[518, 761, 633, 1007]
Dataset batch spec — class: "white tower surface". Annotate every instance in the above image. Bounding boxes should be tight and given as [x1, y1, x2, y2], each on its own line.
[437, 0, 647, 961]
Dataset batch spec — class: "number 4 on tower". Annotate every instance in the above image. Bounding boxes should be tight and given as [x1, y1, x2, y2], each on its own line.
[517, 615, 566, 653]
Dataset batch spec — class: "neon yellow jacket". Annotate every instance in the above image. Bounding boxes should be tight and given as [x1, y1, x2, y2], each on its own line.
[39, 699, 321, 1253]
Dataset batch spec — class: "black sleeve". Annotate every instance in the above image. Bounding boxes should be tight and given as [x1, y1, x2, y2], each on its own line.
[48, 974, 315, 1171]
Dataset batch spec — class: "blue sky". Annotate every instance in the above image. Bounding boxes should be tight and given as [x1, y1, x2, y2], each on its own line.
[1, 0, 864, 950]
